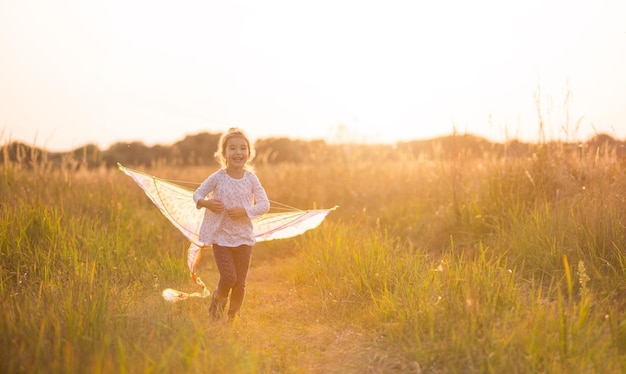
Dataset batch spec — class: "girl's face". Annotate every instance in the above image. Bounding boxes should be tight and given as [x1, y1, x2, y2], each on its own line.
[224, 136, 249, 168]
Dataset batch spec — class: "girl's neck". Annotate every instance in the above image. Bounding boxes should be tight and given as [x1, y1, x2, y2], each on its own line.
[226, 166, 244, 179]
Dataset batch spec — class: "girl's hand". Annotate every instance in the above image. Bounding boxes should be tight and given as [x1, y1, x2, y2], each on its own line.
[226, 207, 247, 219]
[204, 199, 224, 213]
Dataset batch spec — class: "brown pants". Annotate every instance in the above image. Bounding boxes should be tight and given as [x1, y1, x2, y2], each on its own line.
[212, 244, 252, 318]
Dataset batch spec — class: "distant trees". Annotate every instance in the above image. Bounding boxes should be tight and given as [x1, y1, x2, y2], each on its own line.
[0, 142, 102, 169]
[2, 132, 625, 169]
[102, 142, 154, 168]
[255, 138, 328, 164]
[101, 132, 221, 168]
[171, 132, 221, 166]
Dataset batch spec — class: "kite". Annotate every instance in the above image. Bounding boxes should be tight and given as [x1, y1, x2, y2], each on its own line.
[117, 163, 337, 302]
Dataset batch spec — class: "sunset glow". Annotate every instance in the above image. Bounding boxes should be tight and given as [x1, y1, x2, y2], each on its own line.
[1, 0, 625, 150]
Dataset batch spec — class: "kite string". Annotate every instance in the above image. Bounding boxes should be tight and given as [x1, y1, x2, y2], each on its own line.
[161, 178, 303, 212]
[268, 200, 303, 211]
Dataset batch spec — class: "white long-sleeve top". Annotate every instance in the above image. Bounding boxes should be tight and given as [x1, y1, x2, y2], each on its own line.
[193, 169, 270, 247]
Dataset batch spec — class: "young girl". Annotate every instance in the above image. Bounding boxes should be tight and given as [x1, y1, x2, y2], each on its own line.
[193, 128, 270, 321]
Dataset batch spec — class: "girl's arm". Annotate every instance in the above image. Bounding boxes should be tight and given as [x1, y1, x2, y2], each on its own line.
[193, 173, 219, 209]
[198, 198, 224, 212]
[244, 174, 270, 218]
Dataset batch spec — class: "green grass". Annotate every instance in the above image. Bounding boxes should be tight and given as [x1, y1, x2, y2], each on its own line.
[2, 143, 626, 373]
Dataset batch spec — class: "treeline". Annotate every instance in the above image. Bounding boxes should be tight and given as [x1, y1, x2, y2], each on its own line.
[1, 131, 625, 169]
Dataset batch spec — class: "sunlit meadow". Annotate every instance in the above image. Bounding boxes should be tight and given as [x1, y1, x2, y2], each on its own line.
[2, 136, 626, 373]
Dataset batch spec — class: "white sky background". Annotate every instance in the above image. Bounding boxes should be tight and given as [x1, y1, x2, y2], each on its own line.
[0, 0, 625, 151]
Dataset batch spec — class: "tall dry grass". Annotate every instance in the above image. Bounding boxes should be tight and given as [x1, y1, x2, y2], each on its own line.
[2, 138, 626, 373]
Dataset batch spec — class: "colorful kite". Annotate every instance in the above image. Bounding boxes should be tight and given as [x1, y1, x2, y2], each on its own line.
[118, 163, 337, 301]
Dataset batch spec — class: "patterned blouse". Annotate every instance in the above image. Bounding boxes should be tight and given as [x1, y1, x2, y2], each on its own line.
[193, 169, 270, 247]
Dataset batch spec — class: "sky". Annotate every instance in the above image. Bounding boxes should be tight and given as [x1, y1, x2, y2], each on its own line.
[1, 0, 625, 151]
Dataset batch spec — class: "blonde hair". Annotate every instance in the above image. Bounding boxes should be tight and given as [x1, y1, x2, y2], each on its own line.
[214, 127, 256, 170]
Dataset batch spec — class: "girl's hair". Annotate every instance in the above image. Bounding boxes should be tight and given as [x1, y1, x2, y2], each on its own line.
[214, 127, 256, 170]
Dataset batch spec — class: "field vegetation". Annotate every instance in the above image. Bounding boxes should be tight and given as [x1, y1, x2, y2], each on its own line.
[2, 132, 626, 373]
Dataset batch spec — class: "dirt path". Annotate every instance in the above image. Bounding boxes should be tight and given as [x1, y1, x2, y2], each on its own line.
[227, 257, 421, 373]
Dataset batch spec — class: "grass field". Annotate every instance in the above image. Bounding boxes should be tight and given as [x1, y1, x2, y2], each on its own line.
[2, 141, 626, 373]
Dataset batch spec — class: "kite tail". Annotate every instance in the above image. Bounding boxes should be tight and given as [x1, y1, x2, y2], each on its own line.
[161, 244, 211, 302]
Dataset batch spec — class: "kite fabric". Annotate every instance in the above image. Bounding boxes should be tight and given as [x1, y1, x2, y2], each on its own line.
[117, 163, 337, 302]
